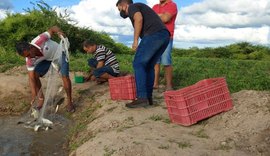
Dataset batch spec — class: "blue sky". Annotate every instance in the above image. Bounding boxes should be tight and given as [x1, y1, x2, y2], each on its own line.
[1, 0, 269, 49]
[11, 0, 185, 12]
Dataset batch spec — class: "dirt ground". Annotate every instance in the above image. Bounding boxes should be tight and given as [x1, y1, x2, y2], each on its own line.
[0, 67, 270, 156]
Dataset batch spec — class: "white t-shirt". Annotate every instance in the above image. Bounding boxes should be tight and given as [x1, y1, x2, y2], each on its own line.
[26, 32, 58, 71]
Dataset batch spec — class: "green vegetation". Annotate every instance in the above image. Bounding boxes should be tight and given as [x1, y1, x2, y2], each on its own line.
[158, 145, 170, 150]
[68, 103, 101, 150]
[168, 139, 192, 149]
[116, 54, 270, 93]
[177, 141, 192, 149]
[0, 1, 269, 94]
[0, 47, 24, 72]
[190, 129, 209, 139]
[0, 1, 131, 54]
[173, 42, 270, 61]
[103, 146, 116, 156]
[149, 114, 164, 121]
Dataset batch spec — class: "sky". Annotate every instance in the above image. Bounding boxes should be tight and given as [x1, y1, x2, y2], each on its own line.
[0, 0, 270, 49]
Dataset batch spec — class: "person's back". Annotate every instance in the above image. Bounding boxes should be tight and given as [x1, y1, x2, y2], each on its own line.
[94, 45, 119, 74]
[128, 3, 167, 38]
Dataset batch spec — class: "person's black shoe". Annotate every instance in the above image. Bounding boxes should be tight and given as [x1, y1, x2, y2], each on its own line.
[148, 97, 153, 105]
[126, 99, 148, 108]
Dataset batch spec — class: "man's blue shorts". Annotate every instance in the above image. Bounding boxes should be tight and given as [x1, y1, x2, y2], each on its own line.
[156, 39, 173, 65]
[34, 52, 69, 77]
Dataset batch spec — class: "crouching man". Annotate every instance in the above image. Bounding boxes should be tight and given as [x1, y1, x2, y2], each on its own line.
[16, 26, 75, 113]
[83, 40, 120, 83]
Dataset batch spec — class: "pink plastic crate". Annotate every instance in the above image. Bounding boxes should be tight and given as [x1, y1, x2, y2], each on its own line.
[164, 77, 233, 126]
[109, 75, 136, 100]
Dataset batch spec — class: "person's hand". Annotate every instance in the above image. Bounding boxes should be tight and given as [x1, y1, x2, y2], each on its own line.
[50, 26, 61, 32]
[57, 31, 66, 38]
[132, 41, 138, 51]
[84, 76, 90, 82]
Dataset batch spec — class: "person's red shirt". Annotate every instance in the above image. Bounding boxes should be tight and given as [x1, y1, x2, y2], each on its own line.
[153, 0, 178, 38]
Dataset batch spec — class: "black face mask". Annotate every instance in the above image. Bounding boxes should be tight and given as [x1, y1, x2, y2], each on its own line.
[120, 10, 128, 19]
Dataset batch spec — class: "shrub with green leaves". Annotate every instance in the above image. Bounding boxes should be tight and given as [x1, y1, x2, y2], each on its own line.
[0, 1, 132, 54]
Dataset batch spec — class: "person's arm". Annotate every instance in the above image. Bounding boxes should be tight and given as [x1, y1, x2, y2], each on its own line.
[96, 61, 105, 69]
[158, 12, 173, 23]
[47, 26, 65, 37]
[132, 12, 143, 51]
[95, 48, 106, 68]
[156, 3, 178, 24]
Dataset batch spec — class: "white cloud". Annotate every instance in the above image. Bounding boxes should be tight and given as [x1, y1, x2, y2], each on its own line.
[69, 0, 133, 35]
[0, 9, 7, 20]
[174, 25, 270, 45]
[110, 35, 119, 41]
[179, 0, 270, 27]
[146, 0, 157, 8]
[172, 0, 270, 48]
[55, 0, 270, 48]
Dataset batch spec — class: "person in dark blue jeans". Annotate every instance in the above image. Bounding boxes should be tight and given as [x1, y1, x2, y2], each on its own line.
[83, 40, 120, 84]
[116, 0, 170, 108]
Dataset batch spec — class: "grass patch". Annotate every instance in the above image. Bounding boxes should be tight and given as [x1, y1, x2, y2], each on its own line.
[133, 141, 142, 145]
[103, 146, 116, 156]
[216, 144, 232, 151]
[68, 103, 102, 151]
[149, 115, 163, 121]
[106, 106, 117, 112]
[125, 116, 134, 122]
[116, 54, 270, 93]
[158, 145, 170, 150]
[190, 129, 209, 139]
[169, 139, 192, 149]
[76, 88, 90, 95]
[1, 48, 270, 93]
[117, 125, 133, 132]
[149, 114, 170, 124]
[177, 141, 192, 149]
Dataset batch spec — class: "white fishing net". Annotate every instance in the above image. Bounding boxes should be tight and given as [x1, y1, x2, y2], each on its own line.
[19, 36, 70, 131]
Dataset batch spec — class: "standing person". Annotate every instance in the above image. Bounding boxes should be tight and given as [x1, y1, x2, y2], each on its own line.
[153, 0, 178, 91]
[16, 26, 75, 112]
[82, 40, 120, 83]
[116, 0, 170, 108]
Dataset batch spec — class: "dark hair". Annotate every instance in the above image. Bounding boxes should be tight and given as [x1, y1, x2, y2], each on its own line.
[15, 42, 30, 55]
[116, 0, 133, 6]
[83, 40, 96, 48]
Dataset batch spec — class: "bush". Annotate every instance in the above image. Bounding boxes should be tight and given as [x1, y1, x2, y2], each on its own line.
[0, 1, 132, 54]
[173, 42, 270, 61]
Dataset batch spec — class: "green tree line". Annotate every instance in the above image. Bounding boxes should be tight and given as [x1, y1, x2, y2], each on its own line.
[0, 1, 131, 54]
[173, 42, 270, 60]
[0, 1, 269, 60]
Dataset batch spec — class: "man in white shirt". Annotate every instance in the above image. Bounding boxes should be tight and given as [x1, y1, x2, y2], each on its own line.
[16, 26, 75, 112]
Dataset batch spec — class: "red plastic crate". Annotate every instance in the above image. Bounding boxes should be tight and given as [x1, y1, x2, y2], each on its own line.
[109, 75, 136, 100]
[164, 77, 233, 126]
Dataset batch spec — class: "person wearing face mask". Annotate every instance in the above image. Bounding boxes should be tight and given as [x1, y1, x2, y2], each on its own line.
[153, 0, 178, 91]
[116, 0, 170, 108]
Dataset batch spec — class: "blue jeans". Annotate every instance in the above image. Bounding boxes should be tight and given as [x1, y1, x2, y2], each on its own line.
[156, 39, 173, 65]
[35, 52, 69, 77]
[133, 29, 170, 99]
[88, 58, 118, 78]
